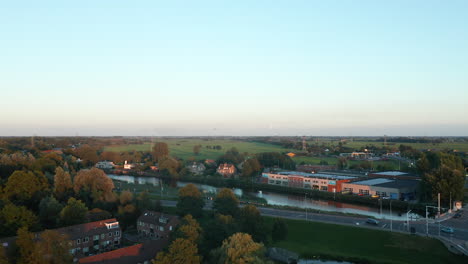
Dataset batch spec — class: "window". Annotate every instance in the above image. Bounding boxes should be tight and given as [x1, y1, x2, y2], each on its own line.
[169, 226, 173, 231]
[269, 180, 274, 184]
[76, 239, 81, 244]
[109, 232, 112, 237]
[159, 226, 164, 231]
[150, 224, 154, 228]
[94, 235, 99, 240]
[382, 192, 387, 197]
[115, 231, 120, 236]
[84, 237, 89, 243]
[83, 247, 89, 253]
[94, 245, 99, 250]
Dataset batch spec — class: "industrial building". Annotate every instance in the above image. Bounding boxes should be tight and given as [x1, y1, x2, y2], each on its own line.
[262, 171, 356, 192]
[342, 178, 419, 200]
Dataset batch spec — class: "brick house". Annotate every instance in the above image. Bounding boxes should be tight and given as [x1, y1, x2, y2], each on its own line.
[137, 211, 179, 239]
[217, 163, 236, 178]
[59, 219, 122, 257]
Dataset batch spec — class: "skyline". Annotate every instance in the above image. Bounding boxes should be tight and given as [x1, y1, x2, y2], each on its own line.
[1, 1, 467, 136]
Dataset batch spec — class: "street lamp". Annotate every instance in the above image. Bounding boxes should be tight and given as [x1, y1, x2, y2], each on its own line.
[390, 200, 393, 232]
[406, 210, 412, 232]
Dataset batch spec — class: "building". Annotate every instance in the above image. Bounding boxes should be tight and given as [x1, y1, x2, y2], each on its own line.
[137, 211, 179, 239]
[296, 164, 338, 173]
[263, 171, 356, 192]
[286, 152, 296, 158]
[187, 162, 206, 175]
[339, 152, 374, 160]
[124, 160, 136, 170]
[58, 218, 122, 257]
[96, 161, 116, 170]
[78, 240, 168, 264]
[342, 178, 419, 200]
[0, 219, 122, 260]
[368, 171, 420, 180]
[217, 163, 236, 177]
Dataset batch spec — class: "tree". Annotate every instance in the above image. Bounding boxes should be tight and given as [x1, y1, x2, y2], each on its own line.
[241, 158, 261, 178]
[39, 196, 63, 228]
[255, 152, 295, 170]
[0, 203, 39, 237]
[210, 233, 264, 264]
[158, 157, 180, 179]
[3, 170, 49, 206]
[16, 227, 35, 264]
[271, 218, 287, 242]
[337, 157, 348, 170]
[175, 215, 202, 243]
[213, 188, 239, 217]
[217, 148, 244, 165]
[0, 245, 8, 264]
[193, 145, 202, 156]
[425, 165, 465, 203]
[202, 214, 238, 253]
[137, 191, 162, 212]
[73, 168, 115, 203]
[59, 198, 88, 226]
[239, 205, 267, 242]
[53, 167, 73, 201]
[152, 238, 201, 264]
[30, 230, 73, 264]
[119, 190, 133, 205]
[177, 184, 205, 218]
[152, 142, 169, 162]
[74, 144, 99, 166]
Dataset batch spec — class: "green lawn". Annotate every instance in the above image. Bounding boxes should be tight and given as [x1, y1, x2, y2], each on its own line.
[307, 139, 468, 152]
[266, 217, 466, 264]
[104, 139, 293, 160]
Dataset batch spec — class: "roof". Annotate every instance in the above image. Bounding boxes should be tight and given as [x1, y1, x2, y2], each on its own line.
[274, 171, 356, 180]
[373, 179, 420, 189]
[138, 211, 179, 227]
[372, 171, 408, 176]
[349, 178, 394, 186]
[54, 219, 120, 240]
[78, 240, 168, 264]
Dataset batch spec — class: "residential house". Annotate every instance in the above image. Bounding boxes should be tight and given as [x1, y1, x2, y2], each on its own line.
[187, 162, 206, 175]
[95, 161, 116, 170]
[124, 160, 136, 170]
[137, 211, 179, 239]
[217, 163, 236, 178]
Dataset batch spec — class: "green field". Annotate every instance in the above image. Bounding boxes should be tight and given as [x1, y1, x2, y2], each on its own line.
[266, 217, 466, 264]
[104, 139, 293, 160]
[307, 139, 468, 152]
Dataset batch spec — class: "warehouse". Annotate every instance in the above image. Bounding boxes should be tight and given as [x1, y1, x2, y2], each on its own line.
[342, 178, 419, 200]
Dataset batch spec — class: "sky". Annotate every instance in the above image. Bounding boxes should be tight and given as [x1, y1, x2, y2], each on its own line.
[1, 0, 467, 136]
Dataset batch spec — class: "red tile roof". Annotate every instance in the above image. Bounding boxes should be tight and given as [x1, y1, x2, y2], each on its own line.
[79, 244, 143, 263]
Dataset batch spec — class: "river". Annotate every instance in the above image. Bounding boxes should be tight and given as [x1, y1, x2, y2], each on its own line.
[108, 174, 421, 221]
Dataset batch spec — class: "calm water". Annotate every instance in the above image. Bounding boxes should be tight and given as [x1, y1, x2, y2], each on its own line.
[108, 175, 421, 220]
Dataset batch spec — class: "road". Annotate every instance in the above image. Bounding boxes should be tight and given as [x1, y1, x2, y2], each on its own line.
[160, 199, 468, 244]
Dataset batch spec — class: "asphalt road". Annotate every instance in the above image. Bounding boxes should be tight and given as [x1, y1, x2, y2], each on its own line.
[160, 200, 468, 243]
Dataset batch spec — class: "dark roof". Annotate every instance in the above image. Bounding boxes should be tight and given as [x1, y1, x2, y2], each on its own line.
[138, 211, 179, 227]
[54, 219, 120, 240]
[373, 179, 420, 189]
[78, 240, 168, 264]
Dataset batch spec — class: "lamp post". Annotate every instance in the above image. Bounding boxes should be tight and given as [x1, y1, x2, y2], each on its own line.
[305, 193, 308, 221]
[390, 200, 393, 232]
[406, 210, 412, 232]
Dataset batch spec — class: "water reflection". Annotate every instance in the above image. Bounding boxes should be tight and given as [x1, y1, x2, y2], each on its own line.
[108, 175, 421, 220]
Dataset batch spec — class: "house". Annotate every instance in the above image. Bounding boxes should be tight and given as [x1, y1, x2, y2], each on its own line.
[217, 163, 236, 177]
[78, 240, 168, 264]
[137, 211, 179, 239]
[150, 163, 159, 171]
[0, 219, 122, 260]
[124, 160, 136, 170]
[286, 152, 296, 158]
[57, 218, 122, 257]
[187, 162, 206, 175]
[204, 159, 217, 167]
[96, 161, 116, 170]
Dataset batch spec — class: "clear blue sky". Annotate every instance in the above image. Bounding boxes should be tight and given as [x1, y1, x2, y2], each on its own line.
[1, 0, 467, 136]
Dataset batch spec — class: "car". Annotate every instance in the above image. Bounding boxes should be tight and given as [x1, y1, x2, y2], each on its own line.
[366, 218, 379, 225]
[441, 227, 454, 234]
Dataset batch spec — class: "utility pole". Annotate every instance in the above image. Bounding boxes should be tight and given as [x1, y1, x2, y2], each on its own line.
[449, 192, 452, 213]
[437, 193, 441, 218]
[305, 193, 308, 220]
[390, 200, 393, 232]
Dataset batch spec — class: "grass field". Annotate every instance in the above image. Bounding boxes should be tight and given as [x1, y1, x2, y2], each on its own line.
[307, 139, 468, 152]
[266, 217, 467, 264]
[104, 139, 293, 160]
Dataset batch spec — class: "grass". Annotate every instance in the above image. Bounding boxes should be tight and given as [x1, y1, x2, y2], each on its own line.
[104, 139, 293, 160]
[265, 217, 467, 264]
[307, 139, 468, 152]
